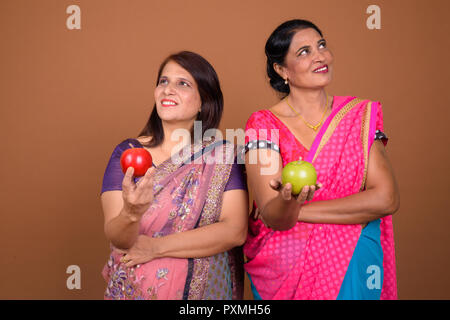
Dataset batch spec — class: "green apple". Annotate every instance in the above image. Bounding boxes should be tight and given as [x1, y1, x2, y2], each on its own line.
[281, 159, 317, 195]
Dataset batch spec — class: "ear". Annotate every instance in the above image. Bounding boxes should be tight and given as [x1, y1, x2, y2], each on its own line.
[273, 63, 288, 82]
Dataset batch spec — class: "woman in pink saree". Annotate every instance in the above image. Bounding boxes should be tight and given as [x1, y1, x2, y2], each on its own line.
[243, 20, 399, 300]
[100, 51, 248, 300]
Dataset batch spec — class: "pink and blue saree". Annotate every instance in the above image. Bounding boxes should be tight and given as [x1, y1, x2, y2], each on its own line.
[244, 96, 397, 300]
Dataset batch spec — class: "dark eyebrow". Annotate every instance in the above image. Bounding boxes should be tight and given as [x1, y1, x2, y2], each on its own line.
[159, 75, 193, 83]
[296, 38, 327, 54]
[178, 77, 192, 83]
[296, 45, 310, 54]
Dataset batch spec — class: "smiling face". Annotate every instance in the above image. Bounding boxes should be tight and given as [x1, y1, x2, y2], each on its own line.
[275, 28, 334, 90]
[154, 60, 202, 124]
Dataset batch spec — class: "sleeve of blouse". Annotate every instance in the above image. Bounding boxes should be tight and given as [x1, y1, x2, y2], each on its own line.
[244, 111, 281, 154]
[101, 139, 138, 194]
[224, 159, 247, 192]
[374, 102, 388, 146]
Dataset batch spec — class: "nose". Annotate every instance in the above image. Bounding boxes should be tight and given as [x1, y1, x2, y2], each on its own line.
[313, 48, 326, 63]
[163, 82, 176, 95]
[314, 50, 325, 62]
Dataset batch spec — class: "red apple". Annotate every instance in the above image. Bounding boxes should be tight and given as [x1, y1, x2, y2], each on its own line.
[120, 147, 152, 177]
[281, 159, 317, 195]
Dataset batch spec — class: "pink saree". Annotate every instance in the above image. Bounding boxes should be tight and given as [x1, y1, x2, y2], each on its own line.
[102, 140, 243, 300]
[244, 96, 397, 300]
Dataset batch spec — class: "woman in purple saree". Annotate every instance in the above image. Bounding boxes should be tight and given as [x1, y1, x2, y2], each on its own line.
[100, 51, 248, 300]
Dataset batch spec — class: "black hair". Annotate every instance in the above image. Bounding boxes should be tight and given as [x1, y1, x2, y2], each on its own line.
[139, 51, 223, 147]
[265, 19, 323, 95]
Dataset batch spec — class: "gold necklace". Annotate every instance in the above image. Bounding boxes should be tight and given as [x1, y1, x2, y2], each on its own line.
[285, 93, 329, 131]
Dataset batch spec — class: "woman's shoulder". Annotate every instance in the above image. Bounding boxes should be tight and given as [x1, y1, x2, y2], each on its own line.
[119, 137, 141, 148]
[330, 96, 382, 115]
[110, 138, 143, 154]
[245, 108, 279, 130]
[336, 96, 385, 130]
[247, 108, 272, 120]
[335, 95, 380, 104]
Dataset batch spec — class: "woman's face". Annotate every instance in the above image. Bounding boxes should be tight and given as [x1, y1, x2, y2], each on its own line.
[154, 60, 202, 125]
[277, 28, 334, 90]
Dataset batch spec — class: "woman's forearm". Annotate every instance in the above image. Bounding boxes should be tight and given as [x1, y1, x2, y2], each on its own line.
[298, 187, 400, 225]
[260, 195, 300, 231]
[104, 207, 141, 250]
[152, 221, 246, 259]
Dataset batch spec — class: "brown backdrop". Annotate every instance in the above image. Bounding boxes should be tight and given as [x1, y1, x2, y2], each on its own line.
[1, 0, 449, 299]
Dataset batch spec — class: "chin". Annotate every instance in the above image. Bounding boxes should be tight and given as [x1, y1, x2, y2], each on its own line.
[319, 76, 333, 87]
[158, 112, 197, 125]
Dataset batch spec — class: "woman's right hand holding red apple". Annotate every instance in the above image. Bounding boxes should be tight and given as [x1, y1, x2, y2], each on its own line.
[121, 166, 155, 222]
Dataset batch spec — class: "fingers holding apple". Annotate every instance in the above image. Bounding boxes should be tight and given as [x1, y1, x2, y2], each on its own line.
[135, 167, 155, 190]
[122, 167, 155, 219]
[269, 178, 282, 191]
[269, 178, 321, 201]
[280, 182, 294, 201]
[268, 177, 294, 200]
[252, 207, 261, 220]
[306, 182, 323, 201]
[296, 185, 309, 204]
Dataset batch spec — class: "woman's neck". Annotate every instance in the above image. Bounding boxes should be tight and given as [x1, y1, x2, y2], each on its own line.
[160, 120, 194, 157]
[287, 88, 328, 118]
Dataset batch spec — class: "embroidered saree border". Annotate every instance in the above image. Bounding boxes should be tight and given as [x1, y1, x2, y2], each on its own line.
[186, 148, 234, 300]
[311, 98, 364, 163]
[360, 102, 372, 191]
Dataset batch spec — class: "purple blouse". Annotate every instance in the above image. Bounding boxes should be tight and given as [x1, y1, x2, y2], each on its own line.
[101, 139, 247, 194]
